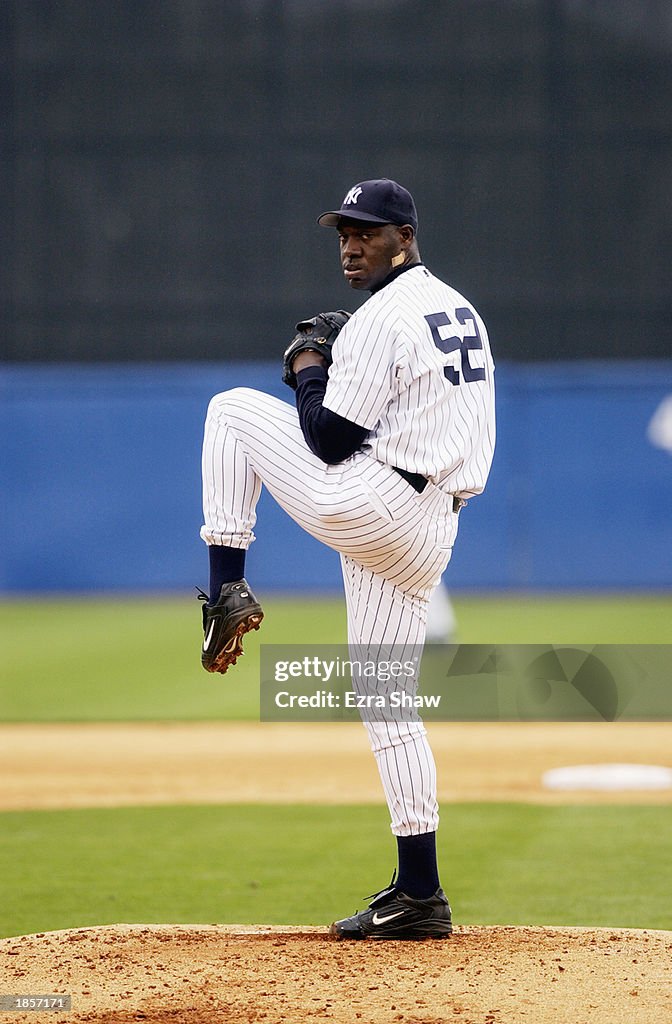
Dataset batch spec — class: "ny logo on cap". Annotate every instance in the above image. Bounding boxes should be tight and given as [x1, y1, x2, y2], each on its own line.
[343, 186, 363, 206]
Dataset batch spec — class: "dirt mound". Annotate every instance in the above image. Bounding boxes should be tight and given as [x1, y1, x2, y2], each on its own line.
[2, 923, 670, 1024]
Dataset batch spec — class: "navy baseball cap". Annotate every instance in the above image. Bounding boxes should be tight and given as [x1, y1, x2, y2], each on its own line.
[317, 179, 418, 233]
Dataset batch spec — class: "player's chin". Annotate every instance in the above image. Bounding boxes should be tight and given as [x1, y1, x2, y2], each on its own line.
[343, 271, 368, 290]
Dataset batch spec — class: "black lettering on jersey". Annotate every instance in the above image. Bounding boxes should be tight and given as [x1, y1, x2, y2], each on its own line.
[424, 308, 486, 385]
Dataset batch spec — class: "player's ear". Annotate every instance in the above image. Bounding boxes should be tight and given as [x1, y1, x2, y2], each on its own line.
[390, 225, 415, 267]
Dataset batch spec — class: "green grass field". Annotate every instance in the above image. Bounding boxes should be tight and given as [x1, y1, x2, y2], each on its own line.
[1, 803, 670, 940]
[1, 592, 671, 721]
[1, 592, 671, 939]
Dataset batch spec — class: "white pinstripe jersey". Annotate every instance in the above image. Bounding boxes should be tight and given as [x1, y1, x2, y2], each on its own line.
[322, 265, 496, 497]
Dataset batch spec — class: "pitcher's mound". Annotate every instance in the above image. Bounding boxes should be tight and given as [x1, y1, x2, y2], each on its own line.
[2, 922, 670, 1024]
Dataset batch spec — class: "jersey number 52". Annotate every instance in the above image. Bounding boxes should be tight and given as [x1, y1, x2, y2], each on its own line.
[424, 308, 486, 385]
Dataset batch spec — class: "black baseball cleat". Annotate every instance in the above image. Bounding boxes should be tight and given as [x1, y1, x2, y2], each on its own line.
[330, 877, 452, 940]
[198, 579, 264, 674]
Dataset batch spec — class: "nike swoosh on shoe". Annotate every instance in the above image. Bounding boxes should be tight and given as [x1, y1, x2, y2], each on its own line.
[371, 910, 406, 926]
[203, 619, 216, 650]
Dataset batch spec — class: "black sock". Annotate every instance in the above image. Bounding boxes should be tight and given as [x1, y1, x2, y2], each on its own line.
[395, 832, 440, 899]
[208, 546, 246, 603]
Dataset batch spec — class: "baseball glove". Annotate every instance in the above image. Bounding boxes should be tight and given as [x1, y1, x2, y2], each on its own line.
[282, 310, 351, 390]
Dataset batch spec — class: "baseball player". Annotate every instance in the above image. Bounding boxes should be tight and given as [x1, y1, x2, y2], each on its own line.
[425, 579, 458, 643]
[199, 179, 495, 938]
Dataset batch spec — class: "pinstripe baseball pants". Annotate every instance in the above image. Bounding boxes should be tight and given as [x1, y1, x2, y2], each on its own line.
[201, 387, 460, 835]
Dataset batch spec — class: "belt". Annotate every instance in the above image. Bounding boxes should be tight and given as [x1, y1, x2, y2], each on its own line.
[392, 466, 465, 514]
[392, 466, 427, 493]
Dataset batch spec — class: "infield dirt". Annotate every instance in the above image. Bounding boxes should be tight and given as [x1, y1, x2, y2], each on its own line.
[2, 721, 671, 810]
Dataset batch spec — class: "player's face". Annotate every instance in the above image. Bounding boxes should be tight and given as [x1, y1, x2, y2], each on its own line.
[337, 221, 403, 291]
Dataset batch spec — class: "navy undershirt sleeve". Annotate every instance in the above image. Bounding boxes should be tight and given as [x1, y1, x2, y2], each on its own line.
[294, 365, 368, 464]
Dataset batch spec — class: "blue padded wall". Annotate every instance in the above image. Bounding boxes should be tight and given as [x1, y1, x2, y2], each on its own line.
[1, 362, 671, 593]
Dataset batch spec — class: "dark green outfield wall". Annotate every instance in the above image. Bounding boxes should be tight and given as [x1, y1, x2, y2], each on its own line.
[1, 1, 670, 362]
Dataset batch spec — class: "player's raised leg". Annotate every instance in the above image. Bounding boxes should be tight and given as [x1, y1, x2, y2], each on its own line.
[199, 385, 318, 672]
[200, 386, 458, 673]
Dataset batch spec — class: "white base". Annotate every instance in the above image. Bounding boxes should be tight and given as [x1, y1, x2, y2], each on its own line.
[542, 763, 672, 791]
